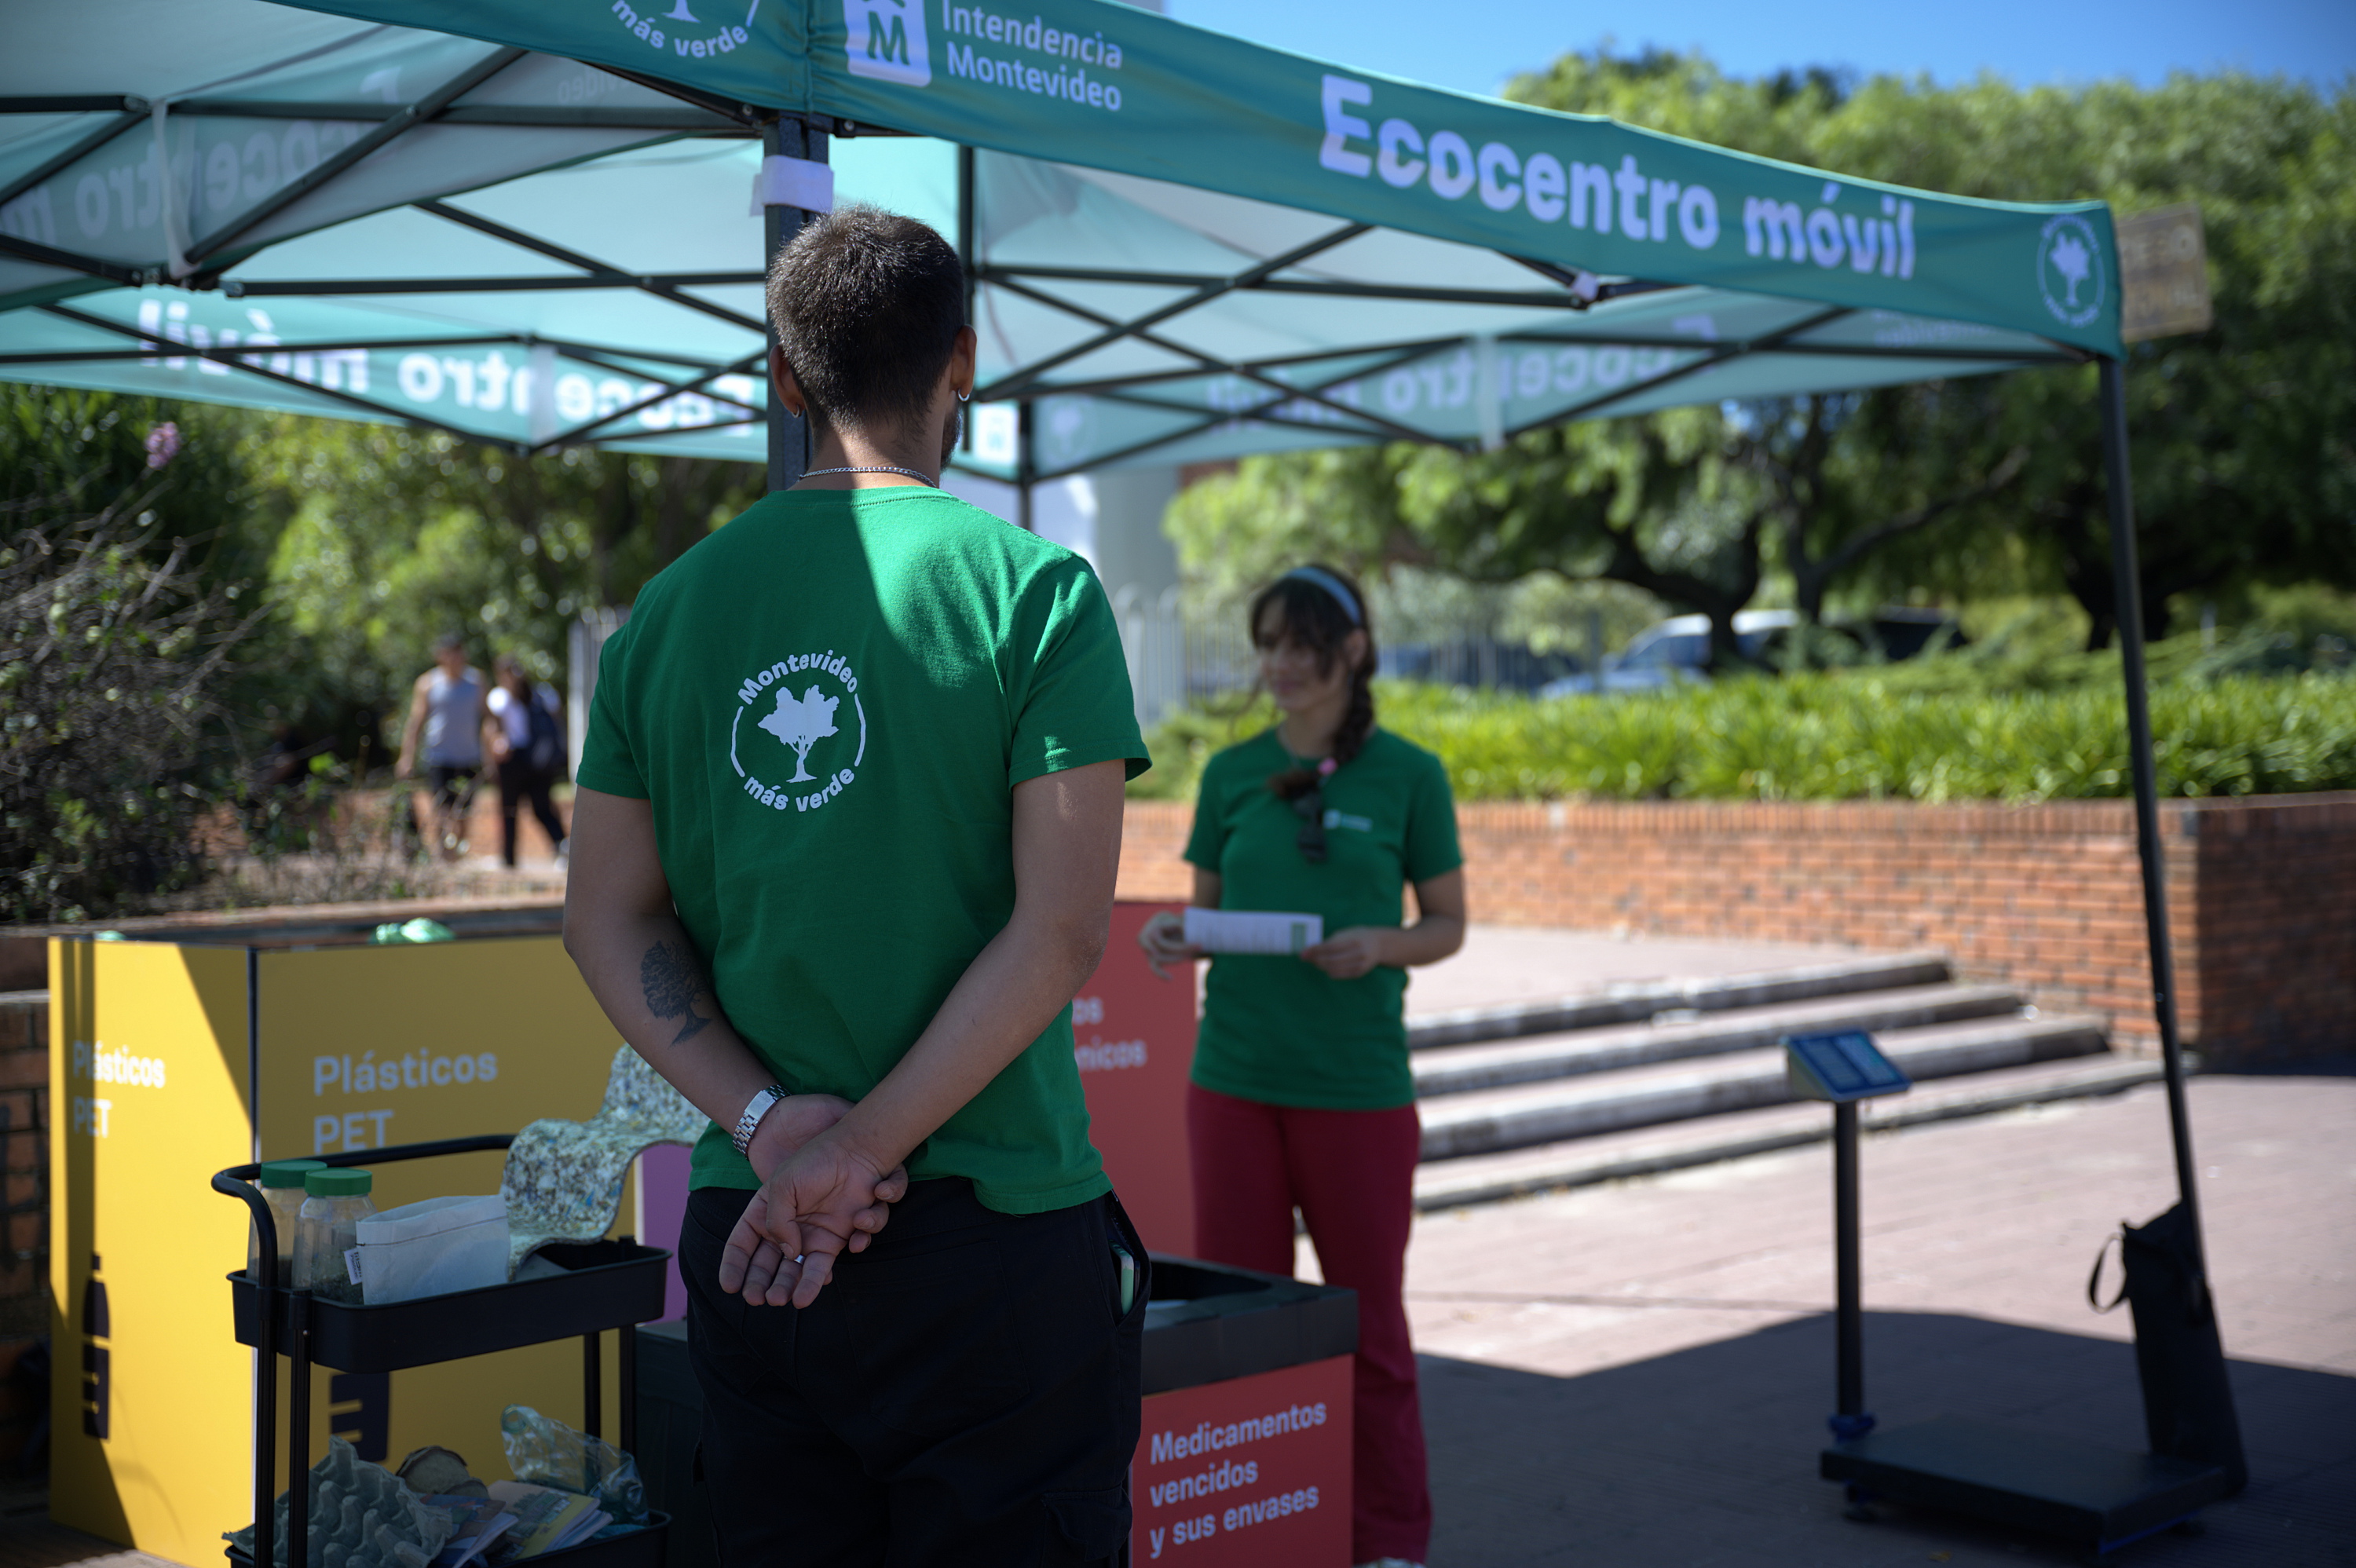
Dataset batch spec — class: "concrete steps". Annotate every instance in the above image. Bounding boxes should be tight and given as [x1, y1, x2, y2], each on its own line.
[1407, 950, 1952, 1050]
[1417, 1011, 2109, 1160]
[1403, 947, 2131, 1204]
[1410, 982, 2028, 1097]
[1411, 1054, 2165, 1212]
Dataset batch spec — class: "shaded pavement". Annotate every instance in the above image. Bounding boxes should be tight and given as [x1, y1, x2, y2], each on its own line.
[1370, 1074, 2356, 1565]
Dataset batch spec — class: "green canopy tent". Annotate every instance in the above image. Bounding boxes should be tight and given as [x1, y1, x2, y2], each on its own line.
[2, 0, 2231, 1543]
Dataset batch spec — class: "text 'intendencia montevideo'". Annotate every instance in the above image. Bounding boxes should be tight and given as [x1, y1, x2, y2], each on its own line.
[939, 4, 1129, 111]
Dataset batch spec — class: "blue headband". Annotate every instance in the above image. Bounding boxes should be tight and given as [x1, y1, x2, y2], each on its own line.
[1281, 566, 1363, 627]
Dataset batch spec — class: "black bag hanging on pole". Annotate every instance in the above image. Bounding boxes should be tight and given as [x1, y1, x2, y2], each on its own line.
[2091, 1203, 2248, 1494]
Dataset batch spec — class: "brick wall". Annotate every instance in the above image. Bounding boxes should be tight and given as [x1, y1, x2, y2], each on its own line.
[1118, 791, 2356, 1065]
[2180, 795, 2356, 1063]
[1, 989, 48, 1471]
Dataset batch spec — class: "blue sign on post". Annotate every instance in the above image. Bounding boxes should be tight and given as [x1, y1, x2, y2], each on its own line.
[1786, 1030, 1912, 1104]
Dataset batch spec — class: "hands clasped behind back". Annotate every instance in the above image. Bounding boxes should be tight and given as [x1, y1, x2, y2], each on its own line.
[722, 1092, 911, 1309]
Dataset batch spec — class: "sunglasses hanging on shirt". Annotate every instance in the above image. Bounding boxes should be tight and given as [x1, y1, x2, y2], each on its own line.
[1290, 755, 1340, 864]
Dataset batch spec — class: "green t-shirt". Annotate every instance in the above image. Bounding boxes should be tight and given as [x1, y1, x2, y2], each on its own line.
[1183, 728, 1462, 1110]
[576, 487, 1148, 1213]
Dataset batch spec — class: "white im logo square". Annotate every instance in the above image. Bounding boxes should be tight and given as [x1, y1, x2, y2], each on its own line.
[843, 0, 931, 86]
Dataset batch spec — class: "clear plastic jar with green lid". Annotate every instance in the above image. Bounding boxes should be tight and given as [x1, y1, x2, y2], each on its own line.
[294, 1168, 377, 1303]
[249, 1159, 326, 1281]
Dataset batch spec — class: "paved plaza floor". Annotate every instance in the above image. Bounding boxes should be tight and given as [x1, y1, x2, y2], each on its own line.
[1341, 1071, 2355, 1566]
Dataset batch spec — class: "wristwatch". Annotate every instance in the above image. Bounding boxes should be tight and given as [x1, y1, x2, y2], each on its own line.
[732, 1084, 790, 1157]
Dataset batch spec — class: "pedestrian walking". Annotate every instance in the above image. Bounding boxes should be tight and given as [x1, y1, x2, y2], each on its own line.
[394, 631, 485, 860]
[563, 204, 1151, 1565]
[1140, 565, 1467, 1568]
[485, 652, 569, 868]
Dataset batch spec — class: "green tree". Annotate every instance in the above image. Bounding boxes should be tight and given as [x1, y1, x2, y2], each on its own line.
[241, 416, 762, 755]
[1505, 53, 2356, 645]
[0, 462, 257, 920]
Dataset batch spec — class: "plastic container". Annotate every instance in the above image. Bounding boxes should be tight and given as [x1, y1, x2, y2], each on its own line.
[352, 1193, 509, 1304]
[294, 1168, 376, 1303]
[248, 1159, 326, 1281]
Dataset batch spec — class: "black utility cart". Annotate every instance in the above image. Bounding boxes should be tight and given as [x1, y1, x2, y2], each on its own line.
[214, 1135, 673, 1567]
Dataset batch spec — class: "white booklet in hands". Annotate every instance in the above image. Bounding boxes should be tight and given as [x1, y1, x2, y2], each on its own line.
[1183, 906, 1323, 956]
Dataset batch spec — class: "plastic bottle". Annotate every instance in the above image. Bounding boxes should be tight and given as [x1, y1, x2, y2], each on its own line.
[249, 1159, 327, 1281]
[294, 1168, 378, 1303]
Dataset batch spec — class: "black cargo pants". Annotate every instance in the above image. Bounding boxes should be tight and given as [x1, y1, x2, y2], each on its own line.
[682, 1178, 1147, 1566]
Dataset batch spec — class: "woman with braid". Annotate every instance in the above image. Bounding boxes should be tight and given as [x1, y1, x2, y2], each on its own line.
[1140, 565, 1465, 1568]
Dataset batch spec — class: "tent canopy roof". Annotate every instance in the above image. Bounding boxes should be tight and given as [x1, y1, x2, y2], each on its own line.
[0, 0, 2116, 477]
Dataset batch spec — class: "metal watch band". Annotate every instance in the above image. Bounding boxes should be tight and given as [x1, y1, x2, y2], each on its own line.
[732, 1084, 789, 1157]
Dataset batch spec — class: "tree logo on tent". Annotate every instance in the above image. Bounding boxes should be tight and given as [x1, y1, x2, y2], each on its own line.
[730, 651, 869, 817]
[2036, 213, 2107, 331]
[1041, 397, 1098, 466]
[843, 0, 931, 86]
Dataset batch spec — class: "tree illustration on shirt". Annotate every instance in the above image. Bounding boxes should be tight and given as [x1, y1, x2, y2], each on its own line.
[758, 685, 839, 783]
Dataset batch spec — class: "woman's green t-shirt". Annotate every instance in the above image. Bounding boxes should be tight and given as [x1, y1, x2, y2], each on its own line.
[1183, 728, 1462, 1110]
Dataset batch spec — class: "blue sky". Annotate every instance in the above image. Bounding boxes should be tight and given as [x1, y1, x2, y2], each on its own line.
[1165, 0, 2355, 100]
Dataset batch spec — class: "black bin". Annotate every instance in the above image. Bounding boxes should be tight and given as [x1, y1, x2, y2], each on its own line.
[635, 1254, 1358, 1567]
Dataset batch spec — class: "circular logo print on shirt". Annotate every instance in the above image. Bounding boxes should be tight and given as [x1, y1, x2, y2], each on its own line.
[2036, 213, 2106, 331]
[729, 651, 868, 817]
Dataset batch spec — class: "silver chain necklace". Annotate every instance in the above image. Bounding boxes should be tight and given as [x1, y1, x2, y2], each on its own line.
[801, 465, 936, 486]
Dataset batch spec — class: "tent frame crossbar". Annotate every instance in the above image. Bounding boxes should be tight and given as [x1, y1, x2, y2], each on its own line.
[1512, 304, 1851, 429]
[979, 331, 1469, 400]
[982, 272, 1436, 446]
[185, 48, 529, 268]
[8, 330, 741, 377]
[223, 272, 767, 295]
[536, 349, 766, 451]
[155, 100, 741, 131]
[982, 262, 1610, 313]
[28, 298, 766, 455]
[1026, 341, 1450, 480]
[0, 106, 149, 212]
[984, 220, 1374, 402]
[410, 199, 767, 334]
[35, 300, 525, 451]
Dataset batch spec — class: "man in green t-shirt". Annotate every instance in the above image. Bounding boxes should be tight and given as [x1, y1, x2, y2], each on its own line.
[564, 206, 1150, 1565]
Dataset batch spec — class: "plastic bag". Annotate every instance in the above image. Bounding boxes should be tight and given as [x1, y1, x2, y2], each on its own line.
[499, 1405, 646, 1523]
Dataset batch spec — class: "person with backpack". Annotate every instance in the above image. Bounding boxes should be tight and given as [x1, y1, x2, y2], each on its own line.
[485, 652, 569, 868]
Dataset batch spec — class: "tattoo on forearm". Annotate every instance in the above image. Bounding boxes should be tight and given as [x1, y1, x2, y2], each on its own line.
[640, 940, 715, 1045]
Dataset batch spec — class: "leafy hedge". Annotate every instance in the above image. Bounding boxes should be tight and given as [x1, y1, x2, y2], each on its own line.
[1132, 671, 2356, 806]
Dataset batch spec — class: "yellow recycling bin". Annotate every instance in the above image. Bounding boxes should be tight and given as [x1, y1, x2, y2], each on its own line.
[50, 930, 638, 1566]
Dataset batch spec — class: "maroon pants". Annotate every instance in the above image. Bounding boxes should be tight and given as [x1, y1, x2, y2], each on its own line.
[1187, 1083, 1430, 1565]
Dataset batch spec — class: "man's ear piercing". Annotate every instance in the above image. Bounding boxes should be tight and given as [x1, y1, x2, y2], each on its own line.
[957, 390, 971, 403]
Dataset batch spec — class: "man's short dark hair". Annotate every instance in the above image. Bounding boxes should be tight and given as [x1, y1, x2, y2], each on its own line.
[768, 205, 966, 437]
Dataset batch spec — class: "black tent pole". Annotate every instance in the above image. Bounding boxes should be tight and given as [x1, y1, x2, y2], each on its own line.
[763, 118, 825, 493]
[1017, 400, 1034, 532]
[2098, 354, 2205, 1261]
